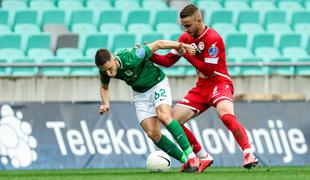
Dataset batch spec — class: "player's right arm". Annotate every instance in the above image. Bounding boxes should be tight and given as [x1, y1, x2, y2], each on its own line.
[148, 35, 188, 67]
[99, 71, 110, 114]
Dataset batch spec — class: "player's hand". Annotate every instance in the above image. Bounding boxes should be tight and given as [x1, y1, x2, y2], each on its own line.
[183, 44, 196, 55]
[99, 104, 110, 115]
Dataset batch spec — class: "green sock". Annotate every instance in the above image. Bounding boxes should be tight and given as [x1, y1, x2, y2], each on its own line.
[155, 135, 187, 163]
[166, 120, 193, 156]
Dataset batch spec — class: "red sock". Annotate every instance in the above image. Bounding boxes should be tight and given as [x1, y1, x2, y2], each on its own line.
[221, 114, 251, 151]
[181, 125, 202, 153]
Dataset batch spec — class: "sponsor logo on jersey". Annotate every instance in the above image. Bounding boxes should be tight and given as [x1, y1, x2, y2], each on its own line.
[124, 70, 133, 76]
[208, 43, 218, 57]
[198, 42, 205, 51]
[191, 43, 201, 54]
[136, 48, 146, 58]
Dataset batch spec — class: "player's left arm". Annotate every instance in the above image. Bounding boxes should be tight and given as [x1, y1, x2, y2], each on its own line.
[147, 40, 195, 54]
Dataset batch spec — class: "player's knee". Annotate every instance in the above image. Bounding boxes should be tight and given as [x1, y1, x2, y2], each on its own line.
[145, 129, 161, 142]
[156, 107, 172, 123]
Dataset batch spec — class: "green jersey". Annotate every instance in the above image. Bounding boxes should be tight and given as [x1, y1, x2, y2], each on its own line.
[99, 45, 166, 93]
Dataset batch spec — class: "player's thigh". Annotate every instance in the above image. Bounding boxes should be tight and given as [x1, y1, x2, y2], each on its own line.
[216, 100, 235, 117]
[173, 104, 196, 125]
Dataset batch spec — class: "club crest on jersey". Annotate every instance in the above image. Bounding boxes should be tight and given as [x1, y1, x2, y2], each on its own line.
[198, 42, 205, 51]
[208, 43, 218, 57]
[136, 48, 146, 58]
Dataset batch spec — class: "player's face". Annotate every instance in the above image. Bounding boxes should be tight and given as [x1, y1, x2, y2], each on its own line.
[99, 57, 118, 77]
[181, 16, 198, 38]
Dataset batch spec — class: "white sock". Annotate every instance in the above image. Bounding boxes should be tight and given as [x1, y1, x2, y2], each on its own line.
[187, 152, 196, 160]
[196, 149, 208, 159]
[243, 148, 252, 154]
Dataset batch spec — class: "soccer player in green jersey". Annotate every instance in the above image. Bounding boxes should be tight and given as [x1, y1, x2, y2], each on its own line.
[95, 40, 201, 173]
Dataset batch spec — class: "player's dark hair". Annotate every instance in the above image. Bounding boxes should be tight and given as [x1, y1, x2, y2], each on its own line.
[95, 48, 112, 66]
[180, 4, 199, 19]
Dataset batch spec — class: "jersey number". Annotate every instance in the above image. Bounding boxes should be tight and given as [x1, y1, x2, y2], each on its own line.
[155, 89, 166, 100]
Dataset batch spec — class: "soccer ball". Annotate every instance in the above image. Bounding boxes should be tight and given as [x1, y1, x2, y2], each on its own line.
[146, 151, 171, 172]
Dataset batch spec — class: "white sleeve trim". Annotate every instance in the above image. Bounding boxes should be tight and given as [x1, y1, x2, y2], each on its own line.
[170, 49, 182, 56]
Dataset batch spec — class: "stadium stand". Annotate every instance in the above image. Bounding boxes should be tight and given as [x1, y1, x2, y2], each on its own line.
[0, 0, 309, 78]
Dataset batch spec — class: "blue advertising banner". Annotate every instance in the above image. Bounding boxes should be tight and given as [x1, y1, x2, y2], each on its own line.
[0, 102, 309, 170]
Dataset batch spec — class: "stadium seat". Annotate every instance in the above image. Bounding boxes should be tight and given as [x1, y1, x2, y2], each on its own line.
[294, 23, 310, 46]
[0, 24, 11, 34]
[198, 0, 223, 25]
[251, 1, 277, 15]
[55, 33, 79, 52]
[169, 0, 190, 12]
[83, 34, 109, 54]
[279, 33, 302, 53]
[227, 47, 254, 60]
[210, 10, 233, 25]
[85, 0, 112, 25]
[13, 10, 38, 28]
[291, 11, 310, 30]
[270, 57, 295, 76]
[11, 58, 38, 76]
[98, 10, 122, 27]
[295, 58, 310, 76]
[26, 33, 51, 53]
[14, 24, 41, 50]
[266, 24, 293, 45]
[99, 24, 126, 48]
[71, 24, 97, 49]
[114, 0, 141, 10]
[69, 10, 93, 29]
[224, 0, 250, 23]
[112, 33, 136, 52]
[240, 58, 270, 76]
[56, 48, 83, 61]
[128, 24, 154, 42]
[43, 24, 68, 52]
[141, 33, 164, 44]
[155, 23, 182, 39]
[1, 0, 27, 12]
[41, 58, 69, 76]
[41, 10, 66, 28]
[252, 33, 275, 52]
[69, 58, 98, 76]
[263, 10, 287, 30]
[142, 0, 168, 11]
[277, 0, 304, 22]
[126, 10, 151, 28]
[0, 10, 9, 25]
[237, 10, 260, 29]
[57, 0, 84, 11]
[153, 9, 178, 29]
[227, 58, 241, 76]
[282, 47, 309, 60]
[212, 23, 237, 40]
[27, 48, 55, 62]
[0, 34, 21, 49]
[29, 0, 56, 11]
[225, 33, 248, 50]
[255, 47, 282, 61]
[0, 49, 25, 61]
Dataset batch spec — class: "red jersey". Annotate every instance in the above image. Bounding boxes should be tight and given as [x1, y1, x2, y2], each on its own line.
[150, 27, 231, 82]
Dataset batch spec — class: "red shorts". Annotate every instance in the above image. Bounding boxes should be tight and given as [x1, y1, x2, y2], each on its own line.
[177, 77, 234, 115]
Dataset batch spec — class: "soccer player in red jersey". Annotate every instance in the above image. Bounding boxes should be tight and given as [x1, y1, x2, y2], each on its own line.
[150, 4, 259, 172]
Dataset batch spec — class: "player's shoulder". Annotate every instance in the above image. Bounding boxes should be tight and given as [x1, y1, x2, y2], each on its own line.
[179, 33, 192, 43]
[204, 27, 224, 44]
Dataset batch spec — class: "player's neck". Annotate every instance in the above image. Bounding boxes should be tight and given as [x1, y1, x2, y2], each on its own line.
[195, 25, 206, 39]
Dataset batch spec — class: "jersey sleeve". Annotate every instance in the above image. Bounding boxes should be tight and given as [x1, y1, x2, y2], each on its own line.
[204, 32, 225, 65]
[169, 34, 187, 56]
[122, 45, 152, 67]
[99, 70, 110, 85]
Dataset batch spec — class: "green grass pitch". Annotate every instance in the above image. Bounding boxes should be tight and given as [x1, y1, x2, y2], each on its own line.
[1, 166, 309, 180]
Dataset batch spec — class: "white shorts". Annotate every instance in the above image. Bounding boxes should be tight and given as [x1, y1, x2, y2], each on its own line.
[133, 77, 172, 123]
